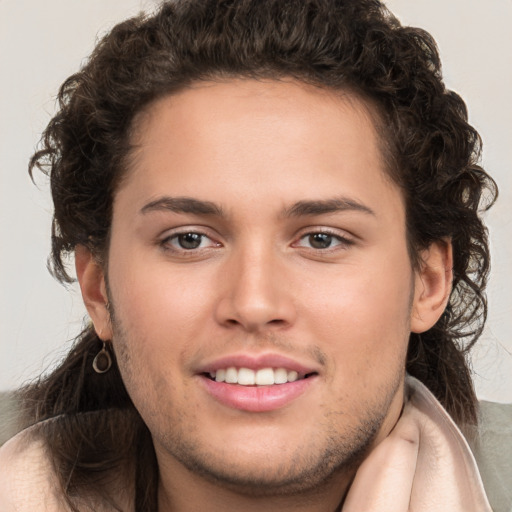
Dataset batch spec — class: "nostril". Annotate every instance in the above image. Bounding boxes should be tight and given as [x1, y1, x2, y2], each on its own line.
[223, 318, 285, 328]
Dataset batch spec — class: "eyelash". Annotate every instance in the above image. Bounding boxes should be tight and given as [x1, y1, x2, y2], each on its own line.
[293, 229, 355, 252]
[159, 227, 355, 255]
[160, 230, 220, 253]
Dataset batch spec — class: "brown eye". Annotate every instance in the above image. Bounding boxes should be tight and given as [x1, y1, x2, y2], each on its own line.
[177, 233, 204, 249]
[160, 229, 222, 255]
[294, 230, 354, 252]
[308, 233, 334, 249]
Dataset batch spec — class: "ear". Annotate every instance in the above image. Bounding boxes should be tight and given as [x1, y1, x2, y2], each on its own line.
[410, 240, 453, 333]
[75, 245, 113, 340]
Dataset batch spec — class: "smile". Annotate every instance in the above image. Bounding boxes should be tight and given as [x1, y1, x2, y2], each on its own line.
[208, 367, 315, 386]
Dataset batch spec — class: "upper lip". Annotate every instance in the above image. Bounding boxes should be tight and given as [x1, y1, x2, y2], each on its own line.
[196, 352, 320, 376]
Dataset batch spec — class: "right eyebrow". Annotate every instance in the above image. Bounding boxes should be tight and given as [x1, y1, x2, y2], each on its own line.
[282, 197, 376, 218]
[140, 196, 225, 216]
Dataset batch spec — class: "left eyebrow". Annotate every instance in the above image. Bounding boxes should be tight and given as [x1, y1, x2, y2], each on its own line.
[283, 197, 376, 218]
[140, 196, 225, 216]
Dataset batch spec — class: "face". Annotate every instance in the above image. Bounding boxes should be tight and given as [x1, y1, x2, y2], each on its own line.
[86, 80, 429, 495]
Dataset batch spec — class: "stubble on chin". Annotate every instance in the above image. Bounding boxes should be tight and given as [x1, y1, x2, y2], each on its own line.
[152, 393, 392, 499]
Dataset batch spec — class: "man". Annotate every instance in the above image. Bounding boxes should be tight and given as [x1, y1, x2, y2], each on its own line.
[0, 0, 501, 510]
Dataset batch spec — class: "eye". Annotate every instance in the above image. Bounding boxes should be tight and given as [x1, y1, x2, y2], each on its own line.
[294, 231, 354, 250]
[162, 231, 219, 251]
[305, 233, 337, 249]
[175, 233, 206, 250]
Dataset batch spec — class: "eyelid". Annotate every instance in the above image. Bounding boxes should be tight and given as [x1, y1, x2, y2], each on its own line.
[158, 226, 223, 252]
[291, 226, 356, 249]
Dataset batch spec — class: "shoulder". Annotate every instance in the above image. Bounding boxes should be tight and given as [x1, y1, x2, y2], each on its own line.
[0, 424, 68, 511]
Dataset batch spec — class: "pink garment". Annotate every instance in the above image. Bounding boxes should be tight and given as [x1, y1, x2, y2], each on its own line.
[343, 376, 492, 511]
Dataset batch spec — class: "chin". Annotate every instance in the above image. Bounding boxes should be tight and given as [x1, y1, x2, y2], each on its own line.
[160, 415, 382, 497]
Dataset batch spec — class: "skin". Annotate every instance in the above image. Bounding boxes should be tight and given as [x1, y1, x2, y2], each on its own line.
[77, 79, 452, 511]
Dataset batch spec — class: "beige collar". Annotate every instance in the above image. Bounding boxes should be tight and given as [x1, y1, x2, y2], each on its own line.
[343, 375, 491, 511]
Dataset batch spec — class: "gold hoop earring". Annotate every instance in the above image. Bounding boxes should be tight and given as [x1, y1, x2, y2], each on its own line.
[92, 341, 112, 374]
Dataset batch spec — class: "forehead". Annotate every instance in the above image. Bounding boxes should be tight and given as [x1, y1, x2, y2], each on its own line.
[118, 79, 402, 221]
[129, 79, 385, 161]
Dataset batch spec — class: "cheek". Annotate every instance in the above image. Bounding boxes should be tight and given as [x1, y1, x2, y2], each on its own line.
[109, 251, 215, 330]
[106, 257, 218, 395]
[303, 258, 413, 372]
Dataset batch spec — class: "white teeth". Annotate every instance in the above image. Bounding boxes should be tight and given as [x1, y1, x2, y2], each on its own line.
[238, 368, 256, 385]
[255, 368, 274, 385]
[274, 368, 288, 384]
[287, 370, 298, 382]
[225, 367, 238, 383]
[211, 367, 307, 386]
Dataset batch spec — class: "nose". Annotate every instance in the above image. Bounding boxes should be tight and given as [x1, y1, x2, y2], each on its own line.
[214, 245, 296, 332]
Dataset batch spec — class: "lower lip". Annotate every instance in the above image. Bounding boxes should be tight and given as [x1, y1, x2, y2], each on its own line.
[199, 375, 316, 412]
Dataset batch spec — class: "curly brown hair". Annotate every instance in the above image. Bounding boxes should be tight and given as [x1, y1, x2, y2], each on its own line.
[24, 0, 497, 509]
